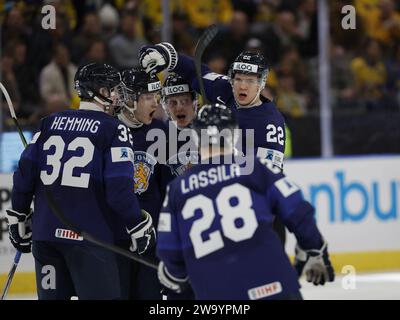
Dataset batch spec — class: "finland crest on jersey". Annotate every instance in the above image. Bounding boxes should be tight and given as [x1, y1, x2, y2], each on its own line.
[133, 151, 157, 194]
[167, 151, 199, 176]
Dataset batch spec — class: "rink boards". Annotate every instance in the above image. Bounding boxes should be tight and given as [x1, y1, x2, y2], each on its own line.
[1, 155, 400, 294]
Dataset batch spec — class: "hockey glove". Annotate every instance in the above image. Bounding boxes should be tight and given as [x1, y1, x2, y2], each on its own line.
[158, 261, 190, 294]
[139, 42, 178, 74]
[294, 240, 335, 286]
[5, 209, 33, 253]
[127, 209, 156, 255]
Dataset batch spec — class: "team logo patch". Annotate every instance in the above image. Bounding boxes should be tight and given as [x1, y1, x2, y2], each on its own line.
[55, 228, 83, 241]
[167, 151, 199, 176]
[248, 281, 282, 300]
[134, 151, 157, 194]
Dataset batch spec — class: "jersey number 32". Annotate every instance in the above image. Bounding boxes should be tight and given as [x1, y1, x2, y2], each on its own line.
[40, 136, 94, 188]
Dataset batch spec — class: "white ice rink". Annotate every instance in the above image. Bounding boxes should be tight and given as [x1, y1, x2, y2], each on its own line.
[5, 271, 400, 300]
[301, 271, 400, 300]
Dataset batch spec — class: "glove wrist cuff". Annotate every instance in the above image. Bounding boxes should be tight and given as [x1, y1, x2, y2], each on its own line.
[158, 42, 178, 71]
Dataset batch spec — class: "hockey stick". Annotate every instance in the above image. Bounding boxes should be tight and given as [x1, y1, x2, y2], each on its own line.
[43, 187, 158, 270]
[0, 83, 28, 147]
[194, 24, 219, 105]
[0, 83, 157, 282]
[0, 82, 25, 300]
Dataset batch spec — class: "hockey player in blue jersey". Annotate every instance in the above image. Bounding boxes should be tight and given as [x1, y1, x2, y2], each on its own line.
[139, 43, 288, 245]
[156, 104, 334, 300]
[160, 73, 200, 300]
[5, 63, 156, 299]
[162, 72, 198, 130]
[115, 67, 173, 299]
[161, 73, 199, 177]
[139, 44, 286, 169]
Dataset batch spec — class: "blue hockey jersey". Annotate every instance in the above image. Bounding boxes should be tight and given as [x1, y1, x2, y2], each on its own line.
[11, 103, 143, 244]
[165, 120, 199, 177]
[129, 118, 174, 226]
[157, 156, 323, 300]
[173, 54, 286, 168]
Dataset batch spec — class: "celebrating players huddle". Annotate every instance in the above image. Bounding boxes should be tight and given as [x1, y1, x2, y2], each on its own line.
[5, 42, 335, 300]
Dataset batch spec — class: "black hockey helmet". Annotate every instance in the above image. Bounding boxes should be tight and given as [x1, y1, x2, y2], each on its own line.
[116, 67, 161, 128]
[121, 67, 161, 102]
[193, 103, 237, 146]
[74, 63, 122, 105]
[228, 51, 269, 82]
[162, 73, 196, 101]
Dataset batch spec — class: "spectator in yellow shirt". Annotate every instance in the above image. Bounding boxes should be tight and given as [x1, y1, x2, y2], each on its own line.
[181, 0, 233, 31]
[350, 38, 387, 110]
[357, 0, 400, 48]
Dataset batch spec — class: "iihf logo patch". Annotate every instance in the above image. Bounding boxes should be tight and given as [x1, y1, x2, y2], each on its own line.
[134, 151, 157, 194]
[248, 281, 282, 300]
[55, 228, 83, 241]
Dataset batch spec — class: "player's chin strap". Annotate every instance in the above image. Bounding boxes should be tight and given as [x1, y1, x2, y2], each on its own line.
[94, 90, 113, 105]
[117, 101, 143, 129]
[93, 86, 121, 113]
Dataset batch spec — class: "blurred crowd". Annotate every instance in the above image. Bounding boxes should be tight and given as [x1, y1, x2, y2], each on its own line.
[1, 0, 400, 130]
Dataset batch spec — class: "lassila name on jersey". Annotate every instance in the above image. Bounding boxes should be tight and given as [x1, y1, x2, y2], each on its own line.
[180, 163, 241, 194]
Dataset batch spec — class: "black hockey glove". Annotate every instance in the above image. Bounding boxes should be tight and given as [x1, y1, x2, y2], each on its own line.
[294, 240, 335, 286]
[127, 209, 156, 255]
[139, 42, 178, 74]
[158, 261, 190, 294]
[5, 209, 33, 253]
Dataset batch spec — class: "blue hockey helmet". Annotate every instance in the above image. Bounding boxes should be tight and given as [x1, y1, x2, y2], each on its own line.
[162, 73, 197, 102]
[121, 67, 161, 102]
[228, 51, 269, 83]
[193, 103, 237, 147]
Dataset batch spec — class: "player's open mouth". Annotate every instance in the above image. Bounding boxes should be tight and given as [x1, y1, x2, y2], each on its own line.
[149, 110, 156, 119]
[239, 93, 247, 99]
[177, 114, 186, 120]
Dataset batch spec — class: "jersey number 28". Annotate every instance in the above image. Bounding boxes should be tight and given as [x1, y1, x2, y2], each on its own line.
[182, 183, 258, 259]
